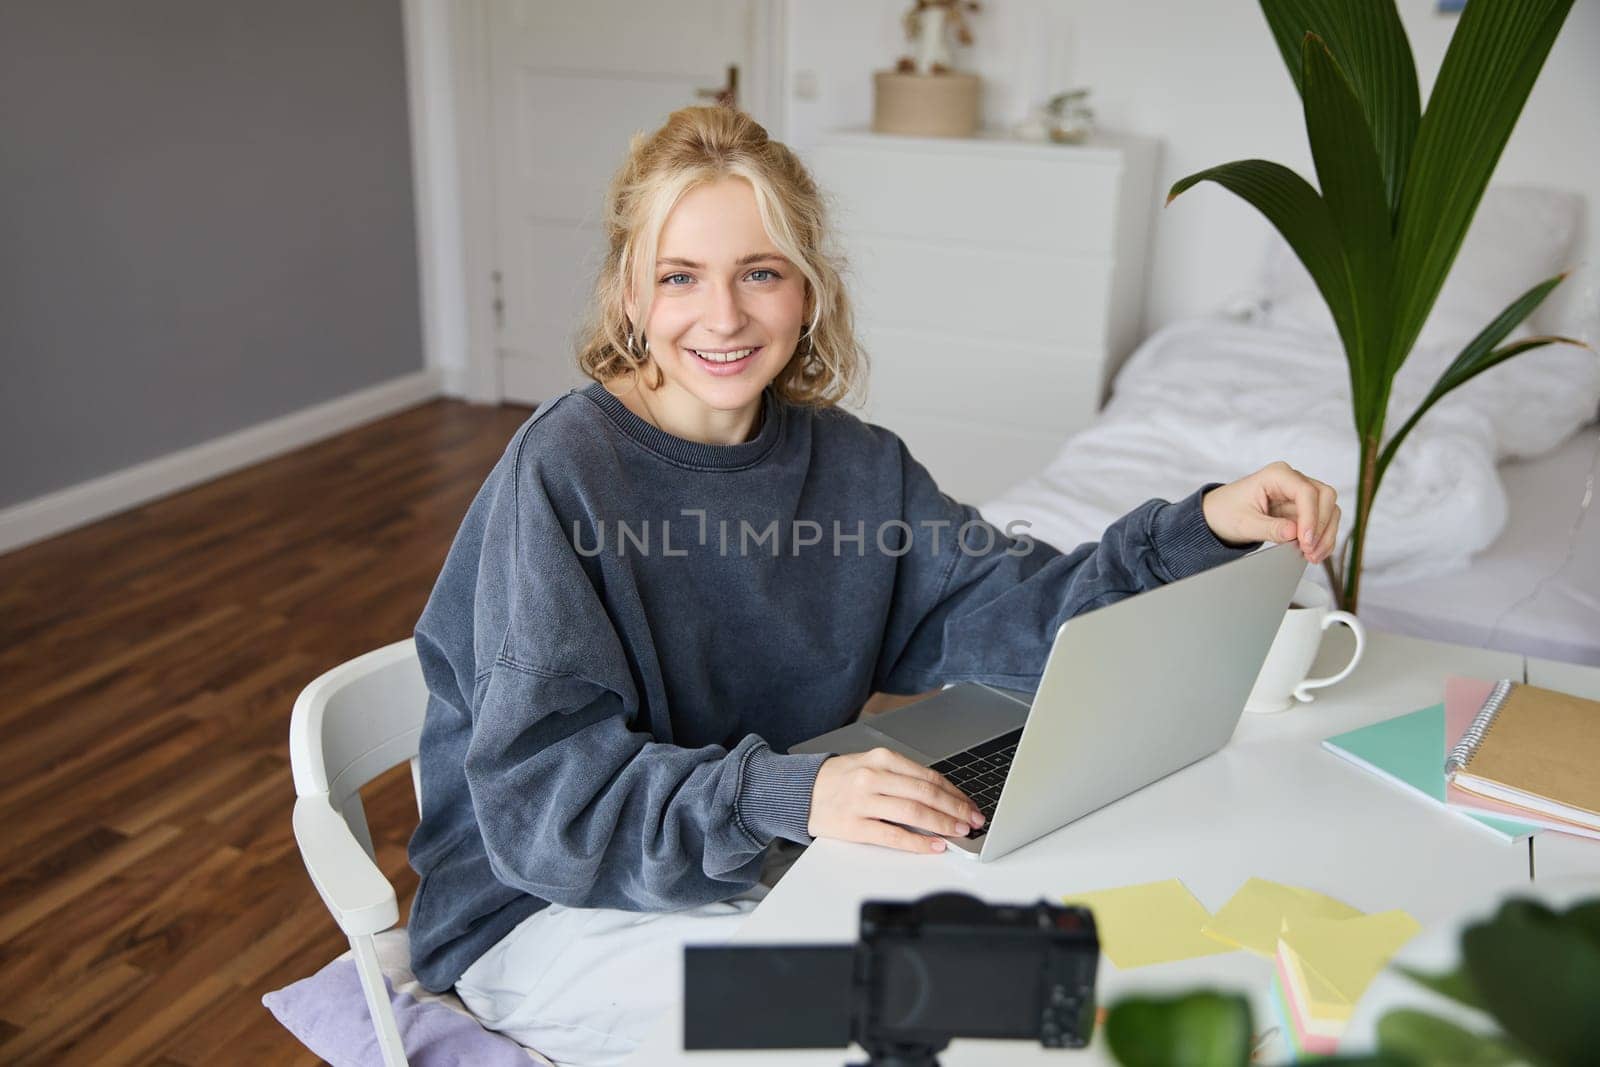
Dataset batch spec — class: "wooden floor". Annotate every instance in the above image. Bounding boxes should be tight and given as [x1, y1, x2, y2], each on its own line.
[0, 399, 535, 1065]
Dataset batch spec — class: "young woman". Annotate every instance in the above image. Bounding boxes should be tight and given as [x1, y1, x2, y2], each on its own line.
[406, 106, 1339, 1065]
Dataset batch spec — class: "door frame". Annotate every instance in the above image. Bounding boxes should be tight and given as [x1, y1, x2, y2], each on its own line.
[403, 0, 790, 405]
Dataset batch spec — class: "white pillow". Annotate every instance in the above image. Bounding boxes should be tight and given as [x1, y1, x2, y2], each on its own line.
[1258, 184, 1583, 348]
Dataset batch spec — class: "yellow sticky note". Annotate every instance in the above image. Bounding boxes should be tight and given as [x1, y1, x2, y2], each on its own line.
[1061, 879, 1235, 969]
[1279, 910, 1422, 1004]
[1202, 877, 1362, 956]
[1277, 938, 1354, 1024]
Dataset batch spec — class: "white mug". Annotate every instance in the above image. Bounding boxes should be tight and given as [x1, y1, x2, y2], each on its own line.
[1244, 578, 1366, 714]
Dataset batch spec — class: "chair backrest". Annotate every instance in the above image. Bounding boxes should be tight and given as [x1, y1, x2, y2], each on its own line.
[289, 639, 429, 860]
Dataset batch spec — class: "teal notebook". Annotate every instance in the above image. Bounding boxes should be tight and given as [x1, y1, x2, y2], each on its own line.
[1322, 705, 1538, 842]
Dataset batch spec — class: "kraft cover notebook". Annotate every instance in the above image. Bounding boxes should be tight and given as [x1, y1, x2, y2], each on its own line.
[1322, 706, 1537, 842]
[1444, 677, 1600, 840]
[1445, 681, 1600, 831]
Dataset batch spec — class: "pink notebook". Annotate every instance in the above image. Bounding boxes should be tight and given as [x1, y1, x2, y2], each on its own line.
[1445, 676, 1600, 841]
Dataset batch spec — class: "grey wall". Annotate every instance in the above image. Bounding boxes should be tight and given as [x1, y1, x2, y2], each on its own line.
[0, 0, 424, 508]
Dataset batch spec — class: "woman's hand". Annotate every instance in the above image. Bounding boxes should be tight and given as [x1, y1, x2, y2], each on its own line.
[1201, 461, 1340, 564]
[807, 748, 985, 854]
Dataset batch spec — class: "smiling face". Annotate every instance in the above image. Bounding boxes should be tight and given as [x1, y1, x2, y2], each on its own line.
[626, 177, 807, 441]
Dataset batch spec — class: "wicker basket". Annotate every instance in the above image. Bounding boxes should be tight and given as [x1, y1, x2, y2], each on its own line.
[871, 71, 981, 137]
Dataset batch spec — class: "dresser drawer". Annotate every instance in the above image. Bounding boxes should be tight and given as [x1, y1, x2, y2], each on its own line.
[810, 129, 1157, 505]
[811, 140, 1126, 255]
[845, 238, 1115, 349]
[857, 322, 1105, 435]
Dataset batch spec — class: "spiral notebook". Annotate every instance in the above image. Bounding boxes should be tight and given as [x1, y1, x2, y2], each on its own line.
[1444, 677, 1600, 840]
[1445, 680, 1600, 831]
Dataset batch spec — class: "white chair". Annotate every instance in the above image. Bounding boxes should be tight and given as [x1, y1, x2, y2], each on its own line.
[289, 639, 428, 1067]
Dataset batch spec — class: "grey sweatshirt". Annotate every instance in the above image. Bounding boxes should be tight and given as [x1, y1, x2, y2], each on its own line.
[405, 381, 1251, 992]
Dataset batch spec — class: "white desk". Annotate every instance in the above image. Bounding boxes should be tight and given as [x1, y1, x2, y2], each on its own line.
[632, 633, 1591, 1065]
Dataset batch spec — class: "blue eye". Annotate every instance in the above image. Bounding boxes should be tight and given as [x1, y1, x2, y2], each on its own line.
[661, 273, 692, 286]
[748, 268, 780, 282]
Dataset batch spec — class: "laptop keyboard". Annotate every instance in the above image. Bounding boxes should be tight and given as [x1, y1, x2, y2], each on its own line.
[927, 726, 1024, 839]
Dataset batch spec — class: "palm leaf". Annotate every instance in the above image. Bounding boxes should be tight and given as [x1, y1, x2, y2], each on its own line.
[1375, 273, 1583, 483]
[1300, 32, 1394, 430]
[1177, 0, 1575, 614]
[1388, 0, 1576, 367]
[1260, 0, 1419, 218]
[1168, 161, 1363, 405]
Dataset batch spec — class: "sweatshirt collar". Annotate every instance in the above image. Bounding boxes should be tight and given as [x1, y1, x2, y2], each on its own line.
[578, 381, 783, 470]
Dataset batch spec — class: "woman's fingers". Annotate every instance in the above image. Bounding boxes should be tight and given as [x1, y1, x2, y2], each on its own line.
[1293, 476, 1319, 553]
[1266, 465, 1335, 559]
[862, 819, 950, 854]
[808, 748, 988, 854]
[872, 767, 982, 824]
[874, 795, 976, 838]
[868, 749, 982, 822]
[1315, 504, 1340, 563]
[1267, 464, 1318, 552]
[1314, 482, 1337, 547]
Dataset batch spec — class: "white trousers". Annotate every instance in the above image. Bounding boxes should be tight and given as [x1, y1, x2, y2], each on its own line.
[455, 841, 803, 1067]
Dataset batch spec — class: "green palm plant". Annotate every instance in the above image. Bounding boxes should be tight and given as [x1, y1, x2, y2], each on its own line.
[1103, 895, 1600, 1066]
[1168, 0, 1583, 612]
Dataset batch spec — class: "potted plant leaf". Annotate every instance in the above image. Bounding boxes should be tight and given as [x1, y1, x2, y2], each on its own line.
[1167, 0, 1584, 612]
[1102, 895, 1600, 1066]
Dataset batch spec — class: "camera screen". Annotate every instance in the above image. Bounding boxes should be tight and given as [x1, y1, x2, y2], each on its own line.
[873, 939, 1045, 1038]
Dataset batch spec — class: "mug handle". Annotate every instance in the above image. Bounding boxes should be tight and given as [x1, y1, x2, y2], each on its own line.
[1293, 611, 1366, 703]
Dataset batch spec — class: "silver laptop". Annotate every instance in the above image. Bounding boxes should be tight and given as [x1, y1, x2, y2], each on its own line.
[790, 541, 1307, 861]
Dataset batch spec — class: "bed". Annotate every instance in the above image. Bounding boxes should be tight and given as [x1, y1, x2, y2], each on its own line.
[1352, 422, 1599, 665]
[980, 185, 1600, 666]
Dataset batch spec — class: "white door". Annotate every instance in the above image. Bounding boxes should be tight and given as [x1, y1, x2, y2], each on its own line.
[486, 0, 773, 405]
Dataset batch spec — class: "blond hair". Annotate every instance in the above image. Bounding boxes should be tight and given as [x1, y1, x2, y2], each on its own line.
[576, 106, 864, 409]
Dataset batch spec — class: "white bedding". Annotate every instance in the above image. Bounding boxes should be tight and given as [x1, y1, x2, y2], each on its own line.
[979, 316, 1600, 663]
[1355, 423, 1600, 666]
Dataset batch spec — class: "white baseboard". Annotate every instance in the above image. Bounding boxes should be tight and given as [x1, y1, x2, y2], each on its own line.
[0, 370, 444, 556]
[438, 363, 471, 398]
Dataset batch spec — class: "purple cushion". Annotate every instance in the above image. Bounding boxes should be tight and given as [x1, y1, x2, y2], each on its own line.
[263, 957, 533, 1066]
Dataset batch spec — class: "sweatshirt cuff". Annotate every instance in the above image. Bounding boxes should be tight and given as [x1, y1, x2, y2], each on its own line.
[734, 743, 831, 847]
[1150, 483, 1259, 581]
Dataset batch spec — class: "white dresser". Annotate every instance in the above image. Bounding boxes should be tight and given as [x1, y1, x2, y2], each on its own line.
[806, 128, 1158, 504]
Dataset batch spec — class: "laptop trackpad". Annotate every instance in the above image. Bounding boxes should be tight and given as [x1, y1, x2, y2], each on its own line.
[872, 683, 1030, 761]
